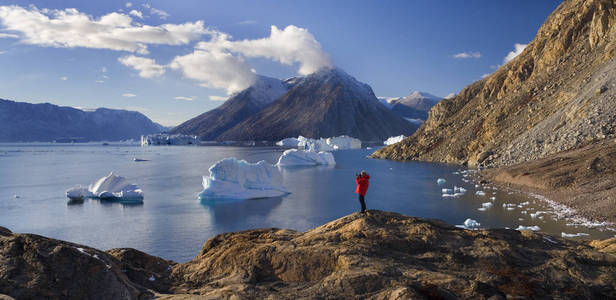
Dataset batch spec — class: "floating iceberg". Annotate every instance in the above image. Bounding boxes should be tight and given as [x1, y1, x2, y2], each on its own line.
[275, 137, 300, 147]
[199, 158, 289, 200]
[442, 188, 453, 194]
[516, 225, 541, 231]
[475, 191, 486, 196]
[66, 173, 144, 202]
[277, 135, 362, 151]
[141, 134, 199, 146]
[482, 202, 493, 209]
[463, 218, 481, 228]
[561, 232, 590, 238]
[276, 149, 335, 166]
[454, 186, 467, 193]
[437, 178, 446, 185]
[383, 135, 406, 145]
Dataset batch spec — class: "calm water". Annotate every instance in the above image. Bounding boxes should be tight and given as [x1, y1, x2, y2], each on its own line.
[0, 143, 611, 262]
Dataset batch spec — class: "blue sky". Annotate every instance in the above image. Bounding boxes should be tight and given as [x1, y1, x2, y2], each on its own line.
[0, 0, 561, 126]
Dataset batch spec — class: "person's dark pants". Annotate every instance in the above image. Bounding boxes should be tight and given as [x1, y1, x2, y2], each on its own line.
[358, 194, 366, 212]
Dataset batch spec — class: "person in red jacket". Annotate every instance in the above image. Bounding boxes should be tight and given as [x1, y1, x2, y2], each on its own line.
[355, 170, 370, 213]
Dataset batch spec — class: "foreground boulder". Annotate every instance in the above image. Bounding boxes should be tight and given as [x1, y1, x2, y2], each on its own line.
[2, 211, 616, 299]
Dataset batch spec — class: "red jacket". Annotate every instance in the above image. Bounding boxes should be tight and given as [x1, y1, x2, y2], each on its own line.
[355, 175, 370, 195]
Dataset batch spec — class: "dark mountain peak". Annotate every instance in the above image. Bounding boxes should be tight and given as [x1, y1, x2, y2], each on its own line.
[305, 66, 375, 98]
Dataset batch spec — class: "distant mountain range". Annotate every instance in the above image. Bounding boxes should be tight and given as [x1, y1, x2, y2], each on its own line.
[172, 67, 417, 141]
[0, 99, 165, 142]
[378, 91, 442, 121]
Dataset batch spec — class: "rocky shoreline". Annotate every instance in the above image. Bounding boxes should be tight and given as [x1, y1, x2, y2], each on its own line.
[2, 210, 616, 299]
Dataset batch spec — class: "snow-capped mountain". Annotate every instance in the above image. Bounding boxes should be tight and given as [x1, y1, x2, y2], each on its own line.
[171, 75, 295, 140]
[378, 91, 442, 120]
[0, 99, 164, 142]
[216, 67, 417, 141]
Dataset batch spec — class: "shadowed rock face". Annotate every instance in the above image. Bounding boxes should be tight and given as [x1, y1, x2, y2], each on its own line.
[373, 0, 616, 167]
[2, 211, 616, 299]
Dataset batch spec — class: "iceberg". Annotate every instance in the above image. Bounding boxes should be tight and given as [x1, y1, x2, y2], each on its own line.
[199, 158, 289, 200]
[481, 202, 493, 208]
[383, 135, 406, 145]
[516, 225, 541, 231]
[437, 178, 446, 185]
[66, 173, 143, 202]
[276, 149, 335, 166]
[276, 135, 362, 151]
[454, 186, 467, 193]
[463, 218, 481, 229]
[441, 188, 453, 194]
[275, 137, 300, 147]
[141, 134, 199, 146]
[561, 232, 590, 238]
[475, 191, 486, 196]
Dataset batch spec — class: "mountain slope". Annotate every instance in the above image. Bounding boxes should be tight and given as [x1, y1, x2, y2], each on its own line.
[170, 75, 291, 140]
[373, 0, 616, 167]
[218, 67, 418, 141]
[0, 99, 164, 142]
[380, 91, 442, 120]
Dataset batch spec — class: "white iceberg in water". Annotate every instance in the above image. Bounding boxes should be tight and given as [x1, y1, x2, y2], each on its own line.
[516, 225, 541, 231]
[66, 173, 144, 202]
[463, 218, 481, 228]
[276, 149, 335, 166]
[437, 178, 446, 185]
[475, 191, 486, 196]
[276, 135, 361, 151]
[275, 137, 300, 147]
[199, 158, 289, 200]
[383, 135, 406, 145]
[141, 134, 199, 146]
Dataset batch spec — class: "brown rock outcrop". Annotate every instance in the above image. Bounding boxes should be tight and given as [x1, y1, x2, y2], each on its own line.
[3, 211, 616, 299]
[373, 0, 616, 167]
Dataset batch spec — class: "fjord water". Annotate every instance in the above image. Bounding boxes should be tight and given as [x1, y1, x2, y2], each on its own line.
[0, 143, 611, 262]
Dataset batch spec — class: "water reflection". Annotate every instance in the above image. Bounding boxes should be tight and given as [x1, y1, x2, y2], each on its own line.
[200, 196, 284, 226]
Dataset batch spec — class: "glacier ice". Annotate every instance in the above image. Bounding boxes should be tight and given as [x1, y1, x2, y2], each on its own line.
[277, 135, 361, 151]
[383, 135, 406, 145]
[199, 158, 289, 200]
[141, 134, 199, 146]
[463, 218, 481, 228]
[276, 149, 335, 166]
[66, 173, 144, 202]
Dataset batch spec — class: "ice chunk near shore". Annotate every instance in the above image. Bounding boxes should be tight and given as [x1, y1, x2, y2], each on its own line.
[383, 135, 406, 145]
[199, 158, 288, 200]
[463, 219, 481, 229]
[482, 202, 493, 209]
[276, 149, 335, 166]
[141, 134, 199, 146]
[475, 191, 486, 196]
[437, 178, 446, 185]
[442, 188, 453, 194]
[561, 232, 590, 238]
[516, 225, 541, 231]
[454, 186, 467, 193]
[87, 173, 144, 202]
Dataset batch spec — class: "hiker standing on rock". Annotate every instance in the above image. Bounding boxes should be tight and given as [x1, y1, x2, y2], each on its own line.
[355, 170, 370, 214]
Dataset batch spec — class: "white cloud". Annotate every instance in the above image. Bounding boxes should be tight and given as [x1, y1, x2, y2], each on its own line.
[199, 25, 331, 75]
[174, 96, 194, 101]
[453, 52, 481, 59]
[0, 5, 207, 54]
[60, 76, 68, 80]
[126, 2, 133, 8]
[170, 48, 256, 94]
[122, 93, 136, 97]
[118, 55, 165, 78]
[142, 4, 169, 20]
[209, 95, 227, 101]
[129, 10, 143, 19]
[0, 32, 18, 38]
[503, 43, 527, 64]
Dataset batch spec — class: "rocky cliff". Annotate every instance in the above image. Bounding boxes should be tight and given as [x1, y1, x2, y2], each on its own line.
[2, 211, 616, 299]
[373, 0, 616, 167]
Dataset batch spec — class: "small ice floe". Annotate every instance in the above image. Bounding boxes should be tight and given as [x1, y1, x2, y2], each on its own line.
[561, 232, 590, 238]
[490, 196, 496, 201]
[149, 275, 156, 281]
[453, 192, 465, 197]
[518, 218, 525, 221]
[521, 210, 528, 214]
[475, 191, 486, 196]
[452, 171, 460, 175]
[66, 173, 144, 202]
[437, 178, 447, 185]
[477, 207, 487, 211]
[475, 184, 480, 188]
[503, 203, 516, 211]
[454, 186, 467, 193]
[13, 194, 20, 199]
[366, 147, 372, 150]
[530, 211, 545, 219]
[133, 157, 149, 162]
[442, 193, 456, 198]
[516, 225, 541, 231]
[462, 179, 469, 183]
[463, 218, 481, 229]
[482, 202, 493, 209]
[66, 186, 90, 200]
[442, 188, 453, 194]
